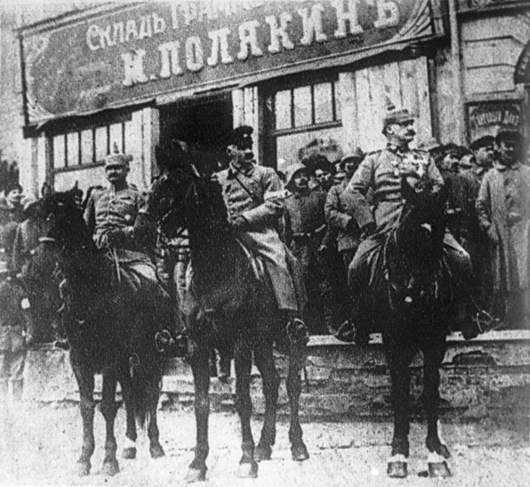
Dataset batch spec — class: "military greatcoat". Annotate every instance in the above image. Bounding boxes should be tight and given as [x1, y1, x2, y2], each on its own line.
[216, 162, 306, 312]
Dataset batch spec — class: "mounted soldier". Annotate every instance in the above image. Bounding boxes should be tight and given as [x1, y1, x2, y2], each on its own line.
[345, 107, 476, 342]
[83, 148, 184, 356]
[214, 126, 307, 339]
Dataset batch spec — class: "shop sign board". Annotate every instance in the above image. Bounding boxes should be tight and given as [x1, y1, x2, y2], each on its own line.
[467, 101, 522, 141]
[21, 0, 438, 125]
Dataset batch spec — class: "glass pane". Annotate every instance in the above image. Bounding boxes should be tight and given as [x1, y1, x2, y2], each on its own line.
[95, 126, 108, 162]
[275, 90, 291, 130]
[293, 86, 312, 127]
[109, 123, 123, 153]
[53, 135, 65, 169]
[334, 80, 341, 121]
[276, 126, 343, 168]
[314, 83, 333, 124]
[81, 129, 94, 164]
[67, 132, 79, 167]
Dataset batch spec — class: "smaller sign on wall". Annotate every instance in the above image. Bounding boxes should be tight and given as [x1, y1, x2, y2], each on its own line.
[466, 101, 523, 142]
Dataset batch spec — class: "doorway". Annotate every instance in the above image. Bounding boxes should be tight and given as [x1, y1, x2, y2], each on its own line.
[159, 93, 233, 175]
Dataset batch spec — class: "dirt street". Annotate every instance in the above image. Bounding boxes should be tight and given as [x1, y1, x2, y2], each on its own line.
[0, 402, 528, 487]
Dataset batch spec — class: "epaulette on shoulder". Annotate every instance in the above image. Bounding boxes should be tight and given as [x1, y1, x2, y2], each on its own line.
[366, 149, 383, 157]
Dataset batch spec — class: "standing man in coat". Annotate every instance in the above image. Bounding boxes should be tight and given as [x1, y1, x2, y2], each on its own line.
[283, 163, 327, 334]
[215, 126, 307, 340]
[476, 131, 530, 328]
[84, 149, 186, 356]
[346, 108, 475, 340]
[325, 149, 373, 338]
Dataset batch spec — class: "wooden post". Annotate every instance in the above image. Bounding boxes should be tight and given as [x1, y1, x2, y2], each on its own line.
[449, 0, 466, 144]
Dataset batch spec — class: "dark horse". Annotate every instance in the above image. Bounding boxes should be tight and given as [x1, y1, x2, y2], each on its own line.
[357, 175, 463, 478]
[36, 191, 165, 476]
[148, 165, 309, 481]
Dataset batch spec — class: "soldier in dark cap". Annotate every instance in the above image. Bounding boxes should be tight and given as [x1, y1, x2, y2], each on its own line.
[476, 131, 530, 328]
[344, 108, 476, 341]
[215, 126, 307, 339]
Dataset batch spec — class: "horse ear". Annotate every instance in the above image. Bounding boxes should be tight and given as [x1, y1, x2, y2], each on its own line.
[41, 182, 53, 198]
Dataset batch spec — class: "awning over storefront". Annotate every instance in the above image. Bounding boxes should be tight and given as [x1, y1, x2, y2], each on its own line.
[514, 40, 530, 85]
[19, 0, 444, 128]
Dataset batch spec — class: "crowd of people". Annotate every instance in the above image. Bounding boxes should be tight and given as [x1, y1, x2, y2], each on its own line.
[0, 107, 529, 399]
[277, 113, 529, 336]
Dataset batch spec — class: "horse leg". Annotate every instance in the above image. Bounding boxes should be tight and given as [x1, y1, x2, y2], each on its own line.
[72, 365, 96, 476]
[186, 344, 210, 483]
[385, 342, 415, 478]
[147, 373, 165, 459]
[423, 341, 451, 478]
[287, 342, 309, 461]
[234, 342, 258, 478]
[120, 375, 137, 460]
[100, 372, 120, 476]
[254, 343, 279, 461]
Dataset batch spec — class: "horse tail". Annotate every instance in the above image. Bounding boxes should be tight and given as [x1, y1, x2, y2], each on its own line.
[129, 349, 162, 429]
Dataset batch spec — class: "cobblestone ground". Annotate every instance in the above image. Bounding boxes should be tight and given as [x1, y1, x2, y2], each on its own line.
[0, 402, 528, 487]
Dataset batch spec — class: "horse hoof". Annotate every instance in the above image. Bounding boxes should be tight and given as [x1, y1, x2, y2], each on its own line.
[237, 461, 258, 478]
[102, 459, 120, 476]
[291, 443, 310, 462]
[122, 447, 137, 460]
[185, 467, 207, 483]
[255, 444, 272, 461]
[428, 461, 452, 478]
[75, 460, 91, 476]
[150, 443, 165, 459]
[387, 461, 408, 478]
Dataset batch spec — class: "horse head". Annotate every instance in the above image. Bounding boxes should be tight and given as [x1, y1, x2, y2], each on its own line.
[40, 190, 94, 252]
[149, 160, 231, 246]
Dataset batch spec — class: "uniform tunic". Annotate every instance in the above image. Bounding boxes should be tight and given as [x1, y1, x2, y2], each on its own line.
[84, 184, 165, 298]
[216, 163, 305, 311]
[345, 145, 471, 326]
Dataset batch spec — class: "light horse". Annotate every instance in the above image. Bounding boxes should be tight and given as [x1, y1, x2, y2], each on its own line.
[37, 191, 166, 476]
[356, 174, 461, 478]
[148, 164, 309, 481]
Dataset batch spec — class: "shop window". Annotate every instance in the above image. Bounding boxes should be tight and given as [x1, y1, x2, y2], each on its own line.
[67, 132, 79, 167]
[271, 78, 342, 170]
[274, 80, 340, 131]
[80, 129, 94, 165]
[53, 135, 66, 169]
[95, 126, 109, 162]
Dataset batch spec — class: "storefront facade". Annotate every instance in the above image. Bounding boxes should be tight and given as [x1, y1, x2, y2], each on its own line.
[17, 0, 448, 194]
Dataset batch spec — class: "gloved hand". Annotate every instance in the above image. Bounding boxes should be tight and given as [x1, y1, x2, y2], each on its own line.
[230, 216, 248, 231]
[361, 222, 376, 239]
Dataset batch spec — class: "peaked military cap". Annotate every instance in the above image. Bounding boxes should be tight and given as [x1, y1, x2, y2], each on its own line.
[470, 135, 494, 152]
[383, 107, 415, 126]
[105, 143, 132, 167]
[230, 125, 254, 148]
